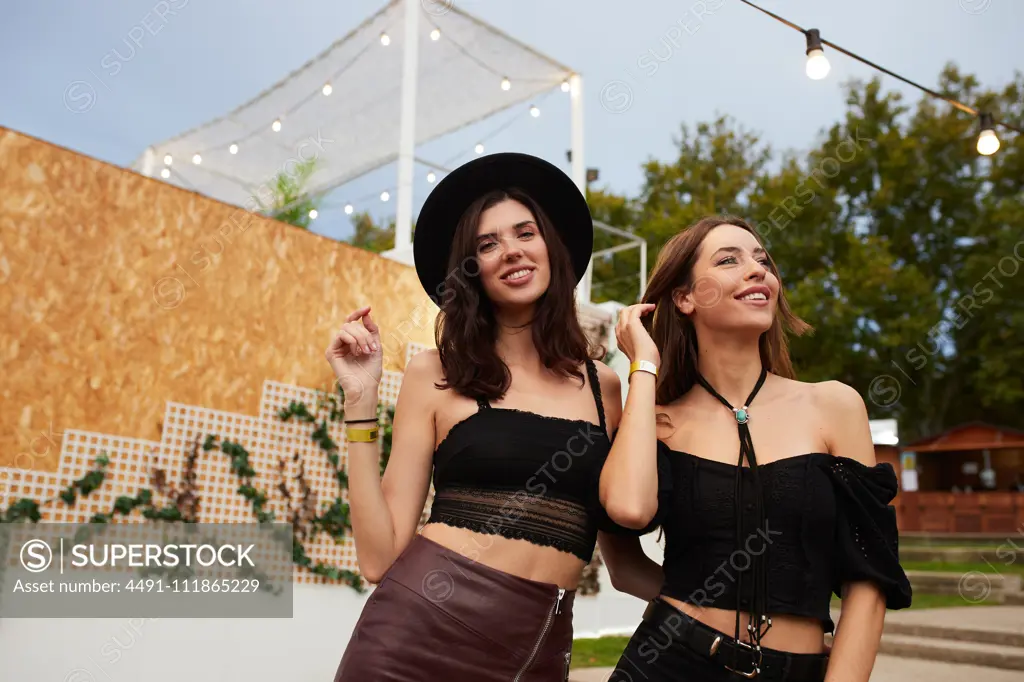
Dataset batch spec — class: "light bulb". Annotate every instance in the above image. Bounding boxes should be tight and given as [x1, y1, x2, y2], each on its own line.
[322, 83, 333, 96]
[380, 191, 390, 202]
[805, 49, 831, 80]
[561, 81, 570, 92]
[977, 116, 1000, 155]
[475, 143, 484, 154]
[192, 153, 202, 165]
[804, 29, 830, 80]
[430, 28, 440, 41]
[501, 77, 511, 91]
[380, 33, 390, 46]
[344, 204, 354, 214]
[229, 143, 238, 155]
[163, 154, 173, 165]
[977, 130, 1000, 155]
[160, 168, 170, 179]
[272, 119, 282, 132]
[309, 209, 318, 219]
[530, 105, 540, 118]
[427, 171, 436, 183]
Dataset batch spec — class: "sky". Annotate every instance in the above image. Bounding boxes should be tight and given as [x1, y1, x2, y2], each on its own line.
[2, 0, 1022, 243]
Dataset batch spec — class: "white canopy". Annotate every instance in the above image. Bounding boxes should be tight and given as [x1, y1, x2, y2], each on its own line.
[132, 0, 576, 212]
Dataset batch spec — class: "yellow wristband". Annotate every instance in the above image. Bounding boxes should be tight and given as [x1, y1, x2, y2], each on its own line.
[346, 426, 379, 443]
[629, 360, 658, 380]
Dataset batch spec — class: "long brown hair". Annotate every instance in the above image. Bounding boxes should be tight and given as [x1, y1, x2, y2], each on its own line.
[643, 215, 811, 406]
[434, 188, 596, 401]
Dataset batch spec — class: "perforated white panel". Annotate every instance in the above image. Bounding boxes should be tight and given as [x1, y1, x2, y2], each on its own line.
[1, 364, 421, 586]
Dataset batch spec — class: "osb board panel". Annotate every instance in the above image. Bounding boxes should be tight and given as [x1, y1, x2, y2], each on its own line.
[0, 128, 438, 469]
[0, 375, 414, 582]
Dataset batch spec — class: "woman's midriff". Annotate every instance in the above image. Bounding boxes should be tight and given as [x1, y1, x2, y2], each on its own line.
[419, 522, 586, 589]
[661, 595, 828, 654]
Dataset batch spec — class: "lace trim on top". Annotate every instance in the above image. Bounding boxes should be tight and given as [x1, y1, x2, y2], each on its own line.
[426, 486, 598, 562]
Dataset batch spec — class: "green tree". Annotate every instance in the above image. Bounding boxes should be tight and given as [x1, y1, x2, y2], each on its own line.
[588, 188, 642, 304]
[801, 65, 1024, 438]
[347, 211, 397, 253]
[587, 66, 1023, 440]
[259, 158, 321, 229]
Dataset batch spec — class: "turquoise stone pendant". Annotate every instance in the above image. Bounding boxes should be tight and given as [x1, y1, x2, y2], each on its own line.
[734, 407, 749, 424]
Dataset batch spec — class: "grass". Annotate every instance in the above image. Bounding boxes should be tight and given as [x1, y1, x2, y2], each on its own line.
[831, 593, 999, 610]
[571, 636, 632, 669]
[901, 559, 1024, 576]
[571, 593, 1002, 670]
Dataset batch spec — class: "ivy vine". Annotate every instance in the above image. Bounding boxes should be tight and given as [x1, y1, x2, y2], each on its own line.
[0, 383, 394, 593]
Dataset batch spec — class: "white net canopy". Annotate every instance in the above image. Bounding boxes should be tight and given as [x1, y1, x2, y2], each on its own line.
[132, 0, 576, 210]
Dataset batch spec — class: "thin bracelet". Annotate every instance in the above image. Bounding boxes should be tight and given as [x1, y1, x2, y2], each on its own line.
[344, 418, 379, 424]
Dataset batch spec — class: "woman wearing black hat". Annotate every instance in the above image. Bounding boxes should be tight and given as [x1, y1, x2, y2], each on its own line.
[325, 153, 649, 681]
[596, 216, 912, 681]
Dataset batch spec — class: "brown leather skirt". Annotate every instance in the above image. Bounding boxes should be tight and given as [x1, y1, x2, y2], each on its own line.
[333, 534, 576, 682]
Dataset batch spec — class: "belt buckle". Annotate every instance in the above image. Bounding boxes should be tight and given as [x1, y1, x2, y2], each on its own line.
[722, 639, 762, 679]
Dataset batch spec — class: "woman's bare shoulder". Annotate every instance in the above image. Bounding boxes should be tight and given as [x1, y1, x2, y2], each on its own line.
[401, 349, 445, 400]
[593, 360, 622, 396]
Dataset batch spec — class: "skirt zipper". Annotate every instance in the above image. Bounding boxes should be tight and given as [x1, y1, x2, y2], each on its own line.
[513, 588, 565, 682]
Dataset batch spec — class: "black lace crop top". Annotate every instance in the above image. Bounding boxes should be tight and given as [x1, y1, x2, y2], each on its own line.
[426, 359, 611, 562]
[599, 444, 913, 634]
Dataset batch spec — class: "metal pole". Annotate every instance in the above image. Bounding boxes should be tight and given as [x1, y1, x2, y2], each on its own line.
[569, 73, 591, 304]
[395, 0, 420, 251]
[141, 147, 156, 177]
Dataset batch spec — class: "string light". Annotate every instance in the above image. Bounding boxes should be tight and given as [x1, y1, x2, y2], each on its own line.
[737, 0, 1021, 156]
[163, 154, 173, 165]
[345, 204, 354, 214]
[427, 171, 436, 183]
[804, 29, 830, 80]
[430, 28, 440, 41]
[309, 209, 318, 220]
[561, 81, 570, 92]
[272, 119, 282, 132]
[192, 153, 202, 165]
[530, 105, 540, 118]
[380, 191, 390, 202]
[160, 168, 170, 179]
[475, 143, 484, 154]
[977, 113, 1000, 156]
[322, 83, 333, 96]
[501, 77, 511, 91]
[229, 143, 239, 155]
[380, 32, 390, 46]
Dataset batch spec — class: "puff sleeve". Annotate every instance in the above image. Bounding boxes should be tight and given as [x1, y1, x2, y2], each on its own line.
[823, 457, 912, 609]
[590, 437, 674, 536]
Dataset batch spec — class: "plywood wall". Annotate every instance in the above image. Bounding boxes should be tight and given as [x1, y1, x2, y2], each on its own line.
[0, 128, 436, 471]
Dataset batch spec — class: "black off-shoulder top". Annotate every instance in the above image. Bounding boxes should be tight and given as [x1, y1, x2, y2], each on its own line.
[426, 358, 611, 562]
[596, 443, 913, 634]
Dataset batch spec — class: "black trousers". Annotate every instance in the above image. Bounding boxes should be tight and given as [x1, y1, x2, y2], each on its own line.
[608, 599, 830, 682]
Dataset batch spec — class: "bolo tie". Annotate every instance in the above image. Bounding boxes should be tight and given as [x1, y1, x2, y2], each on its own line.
[695, 367, 773, 658]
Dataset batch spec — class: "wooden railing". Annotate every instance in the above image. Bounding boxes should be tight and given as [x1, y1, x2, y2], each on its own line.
[897, 491, 1024, 534]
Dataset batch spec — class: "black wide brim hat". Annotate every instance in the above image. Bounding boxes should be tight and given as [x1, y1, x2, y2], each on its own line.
[413, 152, 593, 301]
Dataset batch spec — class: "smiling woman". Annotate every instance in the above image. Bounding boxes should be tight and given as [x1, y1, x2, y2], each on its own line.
[324, 153, 641, 682]
[598, 215, 912, 682]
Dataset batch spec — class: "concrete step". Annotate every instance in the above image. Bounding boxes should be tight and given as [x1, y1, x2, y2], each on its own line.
[906, 570, 1022, 601]
[571, 654, 1024, 682]
[883, 620, 1024, 648]
[877, 633, 1024, 671]
[1006, 591, 1024, 605]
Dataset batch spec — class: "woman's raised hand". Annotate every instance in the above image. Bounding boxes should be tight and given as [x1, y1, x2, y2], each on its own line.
[325, 306, 383, 407]
[614, 303, 659, 367]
